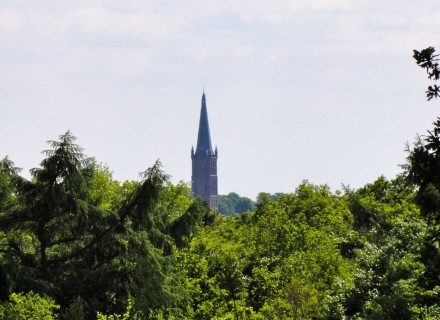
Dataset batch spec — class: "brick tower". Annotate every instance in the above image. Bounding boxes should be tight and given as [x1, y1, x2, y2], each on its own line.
[191, 92, 218, 211]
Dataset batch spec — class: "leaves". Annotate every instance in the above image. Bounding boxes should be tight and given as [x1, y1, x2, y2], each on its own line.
[218, 192, 255, 215]
[0, 132, 209, 318]
[0, 291, 59, 319]
[413, 47, 440, 100]
[1, 124, 439, 319]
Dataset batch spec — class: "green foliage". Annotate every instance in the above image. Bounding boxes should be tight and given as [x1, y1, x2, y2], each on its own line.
[413, 47, 440, 100]
[0, 132, 130, 314]
[156, 181, 193, 220]
[89, 163, 124, 210]
[404, 118, 440, 309]
[0, 132, 209, 317]
[252, 184, 354, 319]
[348, 176, 419, 232]
[169, 198, 212, 248]
[61, 296, 85, 320]
[218, 192, 255, 215]
[334, 176, 428, 319]
[342, 219, 426, 319]
[3, 113, 440, 319]
[417, 304, 440, 320]
[178, 182, 355, 319]
[256, 192, 285, 204]
[176, 177, 434, 319]
[0, 291, 59, 319]
[177, 215, 254, 319]
[260, 279, 319, 320]
[97, 299, 143, 320]
[0, 156, 20, 215]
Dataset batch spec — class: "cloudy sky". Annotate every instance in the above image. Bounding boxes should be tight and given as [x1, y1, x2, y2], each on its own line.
[1, 1, 439, 199]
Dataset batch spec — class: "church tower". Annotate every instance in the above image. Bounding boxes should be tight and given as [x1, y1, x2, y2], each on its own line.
[191, 92, 218, 211]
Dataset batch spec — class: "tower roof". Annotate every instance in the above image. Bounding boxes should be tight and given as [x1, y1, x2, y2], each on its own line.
[195, 92, 214, 156]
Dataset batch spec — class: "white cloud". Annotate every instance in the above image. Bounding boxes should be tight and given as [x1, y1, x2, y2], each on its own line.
[56, 5, 185, 45]
[0, 9, 20, 30]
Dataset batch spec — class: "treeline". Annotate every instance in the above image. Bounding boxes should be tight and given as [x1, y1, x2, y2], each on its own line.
[180, 176, 433, 319]
[218, 193, 255, 215]
[1, 129, 440, 319]
[0, 132, 214, 319]
[218, 192, 287, 215]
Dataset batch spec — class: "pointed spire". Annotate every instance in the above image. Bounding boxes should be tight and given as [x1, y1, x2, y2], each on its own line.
[195, 92, 213, 155]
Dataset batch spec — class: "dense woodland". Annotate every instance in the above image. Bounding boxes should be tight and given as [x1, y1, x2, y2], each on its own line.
[1, 48, 440, 319]
[218, 193, 256, 215]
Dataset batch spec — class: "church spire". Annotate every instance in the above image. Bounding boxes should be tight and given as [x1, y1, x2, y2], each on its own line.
[195, 92, 214, 155]
[191, 91, 218, 211]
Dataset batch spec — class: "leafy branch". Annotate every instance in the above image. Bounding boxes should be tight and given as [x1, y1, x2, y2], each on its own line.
[413, 47, 440, 101]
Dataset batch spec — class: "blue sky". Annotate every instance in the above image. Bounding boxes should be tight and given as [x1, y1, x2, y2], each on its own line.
[1, 0, 439, 199]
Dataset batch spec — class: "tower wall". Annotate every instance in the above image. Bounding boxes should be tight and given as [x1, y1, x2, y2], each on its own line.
[191, 152, 218, 211]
